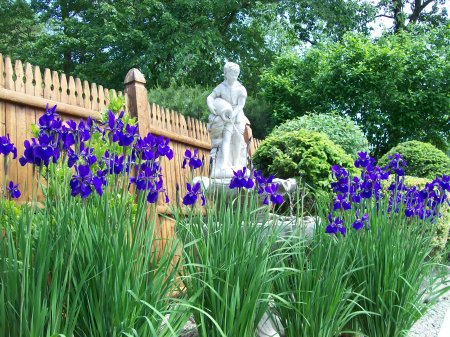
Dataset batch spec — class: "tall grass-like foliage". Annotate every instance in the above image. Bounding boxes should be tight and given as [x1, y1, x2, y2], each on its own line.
[176, 180, 281, 337]
[346, 200, 442, 337]
[0, 105, 187, 336]
[327, 152, 449, 336]
[270, 228, 363, 337]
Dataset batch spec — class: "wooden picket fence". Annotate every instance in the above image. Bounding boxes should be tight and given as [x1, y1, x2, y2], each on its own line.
[0, 54, 260, 240]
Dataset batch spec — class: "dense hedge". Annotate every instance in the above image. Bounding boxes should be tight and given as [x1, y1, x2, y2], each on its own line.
[252, 129, 355, 191]
[379, 141, 450, 179]
[270, 113, 369, 158]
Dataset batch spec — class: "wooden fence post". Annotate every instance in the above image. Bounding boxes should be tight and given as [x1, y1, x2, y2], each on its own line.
[124, 68, 150, 136]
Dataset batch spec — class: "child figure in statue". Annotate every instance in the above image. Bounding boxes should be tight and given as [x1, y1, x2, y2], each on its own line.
[207, 62, 251, 178]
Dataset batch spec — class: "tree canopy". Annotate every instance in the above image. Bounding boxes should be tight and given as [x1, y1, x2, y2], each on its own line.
[0, 0, 448, 149]
[6, 0, 443, 90]
[259, 25, 450, 157]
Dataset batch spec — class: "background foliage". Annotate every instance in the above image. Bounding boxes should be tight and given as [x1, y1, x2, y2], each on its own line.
[259, 25, 450, 157]
[0, 0, 448, 148]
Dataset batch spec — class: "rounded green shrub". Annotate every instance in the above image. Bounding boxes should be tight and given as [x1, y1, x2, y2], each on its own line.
[252, 129, 355, 191]
[379, 141, 450, 179]
[269, 113, 369, 158]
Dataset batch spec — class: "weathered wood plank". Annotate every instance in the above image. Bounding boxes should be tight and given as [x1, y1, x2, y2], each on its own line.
[75, 78, 83, 107]
[52, 71, 61, 102]
[14, 60, 27, 196]
[91, 83, 99, 111]
[83, 80, 91, 110]
[98, 85, 105, 110]
[68, 76, 76, 105]
[60, 73, 68, 104]
[43, 68, 52, 99]
[24, 63, 35, 200]
[0, 88, 101, 120]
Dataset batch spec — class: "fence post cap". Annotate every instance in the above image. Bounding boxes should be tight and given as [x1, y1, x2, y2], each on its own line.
[124, 68, 146, 85]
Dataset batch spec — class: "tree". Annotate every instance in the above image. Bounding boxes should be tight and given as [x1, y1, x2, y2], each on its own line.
[0, 0, 42, 60]
[276, 0, 377, 45]
[376, 0, 448, 32]
[1, 1, 385, 91]
[259, 26, 450, 157]
[22, 0, 284, 91]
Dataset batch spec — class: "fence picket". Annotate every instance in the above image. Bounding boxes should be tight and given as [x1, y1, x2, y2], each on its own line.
[24, 63, 35, 199]
[68, 76, 76, 105]
[43, 68, 52, 99]
[14, 60, 28, 198]
[4, 57, 17, 182]
[0, 54, 4, 88]
[83, 80, 91, 110]
[60, 73, 68, 103]
[104, 88, 110, 107]
[155, 104, 162, 129]
[179, 114, 187, 136]
[34, 66, 43, 98]
[52, 71, 61, 102]
[98, 85, 105, 110]
[75, 78, 83, 107]
[91, 83, 99, 111]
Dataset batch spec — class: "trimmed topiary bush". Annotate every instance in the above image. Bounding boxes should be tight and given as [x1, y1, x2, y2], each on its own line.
[379, 141, 450, 179]
[270, 112, 369, 158]
[252, 129, 356, 191]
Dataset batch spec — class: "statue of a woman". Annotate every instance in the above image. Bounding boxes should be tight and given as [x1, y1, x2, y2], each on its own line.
[207, 62, 251, 178]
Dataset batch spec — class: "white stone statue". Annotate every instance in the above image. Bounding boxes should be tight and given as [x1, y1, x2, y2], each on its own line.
[207, 62, 251, 178]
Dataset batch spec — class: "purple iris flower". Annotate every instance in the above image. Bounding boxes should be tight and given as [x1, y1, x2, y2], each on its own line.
[333, 194, 351, 211]
[387, 153, 407, 176]
[331, 165, 349, 194]
[0, 134, 17, 159]
[19, 138, 39, 166]
[147, 178, 169, 204]
[182, 182, 206, 206]
[263, 183, 284, 205]
[156, 136, 174, 160]
[63, 119, 91, 146]
[229, 167, 254, 189]
[102, 151, 125, 174]
[325, 214, 346, 236]
[352, 211, 369, 231]
[182, 148, 203, 169]
[67, 148, 79, 168]
[134, 134, 157, 161]
[131, 163, 162, 191]
[354, 152, 376, 171]
[19, 135, 59, 167]
[105, 110, 125, 142]
[433, 175, 449, 192]
[79, 143, 97, 166]
[92, 169, 107, 196]
[70, 165, 94, 198]
[38, 104, 62, 136]
[58, 124, 76, 150]
[118, 124, 139, 147]
[34, 134, 60, 166]
[7, 181, 21, 199]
